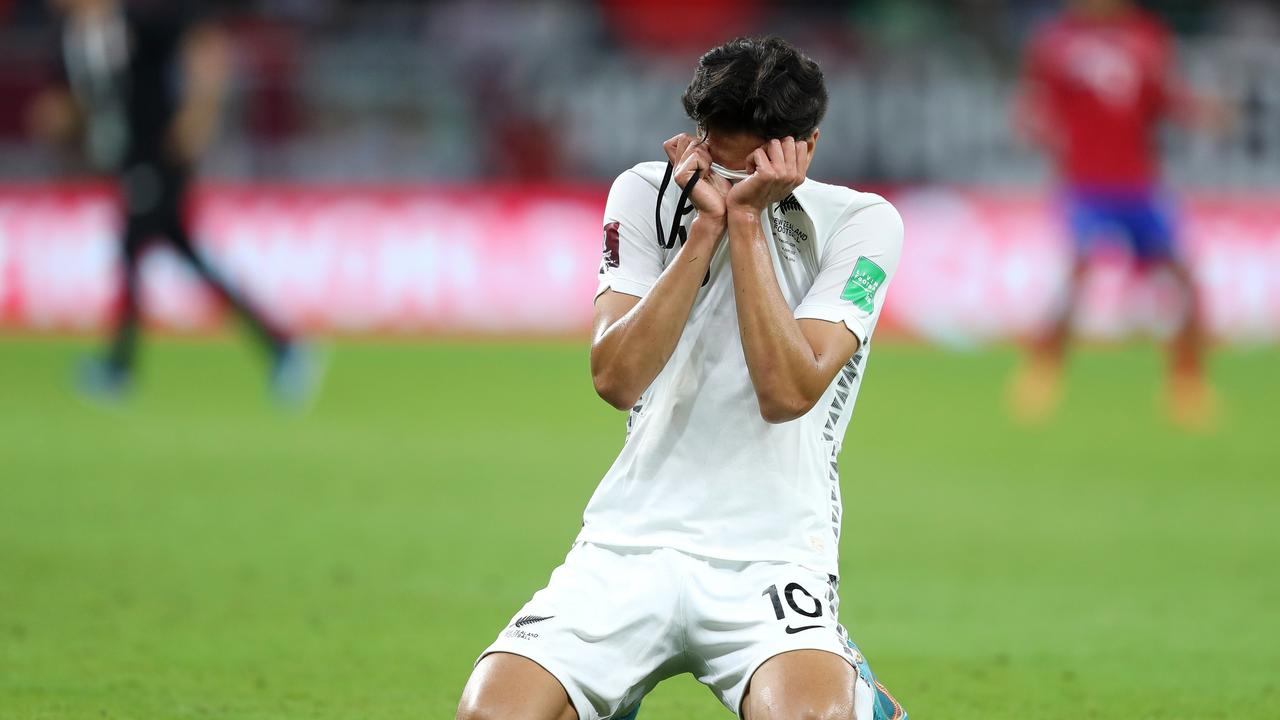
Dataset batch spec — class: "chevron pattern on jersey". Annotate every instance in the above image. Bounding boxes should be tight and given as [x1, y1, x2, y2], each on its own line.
[823, 352, 862, 551]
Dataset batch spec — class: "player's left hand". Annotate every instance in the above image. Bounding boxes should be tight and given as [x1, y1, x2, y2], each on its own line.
[726, 136, 811, 213]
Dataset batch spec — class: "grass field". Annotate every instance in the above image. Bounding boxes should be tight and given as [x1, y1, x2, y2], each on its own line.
[1, 337, 1277, 720]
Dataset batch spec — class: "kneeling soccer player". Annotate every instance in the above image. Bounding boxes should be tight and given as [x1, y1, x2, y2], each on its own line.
[458, 36, 907, 720]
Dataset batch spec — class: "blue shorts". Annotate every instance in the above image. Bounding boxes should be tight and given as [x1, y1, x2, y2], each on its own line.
[1064, 186, 1179, 262]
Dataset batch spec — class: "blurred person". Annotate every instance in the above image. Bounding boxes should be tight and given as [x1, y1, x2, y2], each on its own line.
[458, 37, 907, 720]
[1010, 0, 1230, 429]
[30, 0, 313, 403]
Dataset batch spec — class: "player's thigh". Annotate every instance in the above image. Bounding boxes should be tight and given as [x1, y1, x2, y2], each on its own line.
[690, 556, 860, 716]
[457, 651, 577, 720]
[741, 648, 856, 720]
[474, 543, 681, 720]
[1127, 198, 1180, 265]
[1064, 191, 1114, 256]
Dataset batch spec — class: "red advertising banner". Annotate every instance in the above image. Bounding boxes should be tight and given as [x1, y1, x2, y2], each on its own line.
[1, 183, 1277, 342]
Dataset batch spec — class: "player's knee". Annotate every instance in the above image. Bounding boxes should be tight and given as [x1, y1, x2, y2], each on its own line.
[456, 689, 568, 720]
[454, 696, 505, 720]
[457, 652, 576, 720]
[799, 702, 854, 720]
[749, 699, 854, 720]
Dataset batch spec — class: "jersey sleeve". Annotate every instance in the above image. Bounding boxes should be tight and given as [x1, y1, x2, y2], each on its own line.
[794, 201, 904, 346]
[596, 169, 664, 300]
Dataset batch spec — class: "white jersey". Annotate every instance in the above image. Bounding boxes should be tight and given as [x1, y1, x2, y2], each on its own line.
[580, 161, 904, 576]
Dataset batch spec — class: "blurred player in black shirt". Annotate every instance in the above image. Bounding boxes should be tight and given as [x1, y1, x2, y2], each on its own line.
[32, 0, 313, 403]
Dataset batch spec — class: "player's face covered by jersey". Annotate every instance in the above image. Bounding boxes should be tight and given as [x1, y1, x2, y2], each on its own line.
[655, 127, 820, 250]
[703, 128, 819, 182]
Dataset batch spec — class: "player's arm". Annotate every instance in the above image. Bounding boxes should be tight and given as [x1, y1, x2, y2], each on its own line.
[592, 221, 718, 410]
[1153, 28, 1233, 134]
[724, 139, 850, 423]
[169, 20, 232, 164]
[726, 138, 902, 423]
[27, 88, 80, 146]
[1011, 34, 1061, 153]
[27, 49, 80, 148]
[591, 135, 732, 410]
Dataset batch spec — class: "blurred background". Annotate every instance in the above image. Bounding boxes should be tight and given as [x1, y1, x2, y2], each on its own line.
[1, 0, 1278, 342]
[3, 0, 1279, 185]
[1, 2, 1277, 719]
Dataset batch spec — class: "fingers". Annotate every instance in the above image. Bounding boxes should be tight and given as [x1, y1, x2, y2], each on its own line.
[680, 143, 711, 176]
[796, 138, 811, 179]
[666, 133, 711, 187]
[757, 138, 804, 180]
[663, 135, 679, 164]
[750, 147, 772, 179]
[771, 137, 809, 191]
[663, 133, 695, 166]
[766, 138, 787, 171]
[779, 138, 797, 177]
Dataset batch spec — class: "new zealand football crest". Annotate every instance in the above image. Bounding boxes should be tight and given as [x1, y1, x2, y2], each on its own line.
[771, 194, 815, 267]
[778, 194, 803, 215]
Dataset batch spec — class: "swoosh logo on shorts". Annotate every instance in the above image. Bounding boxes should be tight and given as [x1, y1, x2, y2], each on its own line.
[784, 624, 822, 634]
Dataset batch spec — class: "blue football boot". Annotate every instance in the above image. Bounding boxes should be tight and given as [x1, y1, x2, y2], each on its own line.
[848, 639, 907, 720]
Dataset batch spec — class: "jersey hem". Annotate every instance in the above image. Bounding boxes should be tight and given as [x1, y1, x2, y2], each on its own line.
[793, 304, 871, 345]
[574, 535, 840, 579]
[595, 275, 652, 301]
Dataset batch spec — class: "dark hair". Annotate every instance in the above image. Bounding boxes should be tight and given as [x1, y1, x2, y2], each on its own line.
[681, 36, 828, 141]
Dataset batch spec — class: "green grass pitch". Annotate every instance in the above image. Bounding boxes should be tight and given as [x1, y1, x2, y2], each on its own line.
[1, 337, 1277, 719]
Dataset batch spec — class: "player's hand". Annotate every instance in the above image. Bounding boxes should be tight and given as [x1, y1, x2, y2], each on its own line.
[26, 89, 78, 145]
[1195, 95, 1238, 137]
[663, 133, 731, 223]
[726, 137, 811, 214]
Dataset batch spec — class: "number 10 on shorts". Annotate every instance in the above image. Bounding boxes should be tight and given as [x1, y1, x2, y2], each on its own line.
[763, 583, 824, 633]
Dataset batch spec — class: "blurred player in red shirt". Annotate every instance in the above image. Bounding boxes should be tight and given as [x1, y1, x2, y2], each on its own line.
[1010, 0, 1228, 429]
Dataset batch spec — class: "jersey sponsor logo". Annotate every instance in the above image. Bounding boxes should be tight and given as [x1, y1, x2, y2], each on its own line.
[841, 256, 886, 312]
[601, 221, 621, 270]
[784, 624, 823, 634]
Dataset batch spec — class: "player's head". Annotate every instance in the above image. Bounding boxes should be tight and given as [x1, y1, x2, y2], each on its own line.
[681, 36, 827, 170]
[1068, 0, 1131, 17]
[48, 0, 116, 16]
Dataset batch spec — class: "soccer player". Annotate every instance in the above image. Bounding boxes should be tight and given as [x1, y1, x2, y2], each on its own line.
[457, 37, 907, 720]
[31, 0, 311, 402]
[1009, 0, 1228, 428]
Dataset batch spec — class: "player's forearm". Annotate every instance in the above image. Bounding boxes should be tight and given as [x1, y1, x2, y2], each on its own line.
[169, 25, 230, 162]
[591, 220, 720, 410]
[27, 89, 81, 146]
[726, 208, 824, 423]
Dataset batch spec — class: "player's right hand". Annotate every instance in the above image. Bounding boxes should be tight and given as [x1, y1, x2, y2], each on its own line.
[664, 133, 731, 223]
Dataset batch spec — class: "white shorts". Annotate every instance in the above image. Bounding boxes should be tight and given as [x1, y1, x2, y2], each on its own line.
[478, 542, 874, 720]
